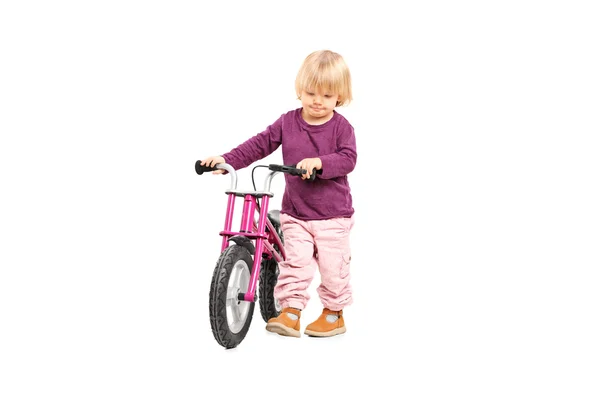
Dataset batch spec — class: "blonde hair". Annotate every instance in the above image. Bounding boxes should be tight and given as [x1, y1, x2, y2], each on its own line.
[295, 50, 352, 107]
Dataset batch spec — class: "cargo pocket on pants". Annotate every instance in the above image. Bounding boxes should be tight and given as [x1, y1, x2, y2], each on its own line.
[340, 253, 351, 279]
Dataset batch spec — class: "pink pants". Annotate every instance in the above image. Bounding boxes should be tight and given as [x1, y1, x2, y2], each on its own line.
[274, 213, 354, 311]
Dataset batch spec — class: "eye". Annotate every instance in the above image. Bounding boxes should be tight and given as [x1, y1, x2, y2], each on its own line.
[306, 92, 314, 96]
[324, 94, 333, 98]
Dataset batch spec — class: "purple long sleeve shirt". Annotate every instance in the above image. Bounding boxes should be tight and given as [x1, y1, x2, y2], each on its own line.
[221, 108, 357, 221]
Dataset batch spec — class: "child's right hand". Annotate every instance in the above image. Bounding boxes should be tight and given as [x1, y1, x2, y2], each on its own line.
[199, 156, 226, 174]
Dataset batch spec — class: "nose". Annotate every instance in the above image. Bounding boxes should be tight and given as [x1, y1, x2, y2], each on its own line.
[313, 95, 322, 104]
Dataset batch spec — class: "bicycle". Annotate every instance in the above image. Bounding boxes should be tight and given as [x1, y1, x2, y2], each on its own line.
[195, 160, 317, 349]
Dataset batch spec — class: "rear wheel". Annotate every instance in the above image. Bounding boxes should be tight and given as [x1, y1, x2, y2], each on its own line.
[259, 256, 281, 322]
[209, 245, 255, 349]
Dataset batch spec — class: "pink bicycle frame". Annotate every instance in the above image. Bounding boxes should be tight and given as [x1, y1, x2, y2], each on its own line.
[217, 164, 285, 302]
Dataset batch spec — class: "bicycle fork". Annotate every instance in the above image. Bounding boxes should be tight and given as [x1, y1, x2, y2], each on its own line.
[219, 193, 276, 302]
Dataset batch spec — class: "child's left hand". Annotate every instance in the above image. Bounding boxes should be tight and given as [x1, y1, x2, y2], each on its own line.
[296, 158, 322, 180]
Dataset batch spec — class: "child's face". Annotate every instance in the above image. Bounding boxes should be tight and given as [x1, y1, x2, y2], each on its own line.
[300, 88, 339, 123]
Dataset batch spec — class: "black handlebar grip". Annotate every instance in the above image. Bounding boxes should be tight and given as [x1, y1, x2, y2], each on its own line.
[296, 166, 318, 181]
[268, 164, 318, 181]
[195, 160, 217, 175]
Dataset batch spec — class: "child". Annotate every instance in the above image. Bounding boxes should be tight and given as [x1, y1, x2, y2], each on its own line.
[199, 49, 356, 338]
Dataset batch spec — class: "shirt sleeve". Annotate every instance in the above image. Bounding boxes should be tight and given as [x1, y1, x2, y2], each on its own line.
[318, 122, 357, 179]
[221, 115, 283, 170]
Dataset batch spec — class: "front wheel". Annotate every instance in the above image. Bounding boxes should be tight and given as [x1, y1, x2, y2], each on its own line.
[209, 245, 255, 349]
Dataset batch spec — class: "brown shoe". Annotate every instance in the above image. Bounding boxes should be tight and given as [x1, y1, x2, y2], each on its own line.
[304, 308, 346, 337]
[265, 307, 301, 338]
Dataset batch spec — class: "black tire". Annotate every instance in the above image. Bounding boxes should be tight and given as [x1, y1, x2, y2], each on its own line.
[209, 245, 255, 349]
[259, 256, 281, 322]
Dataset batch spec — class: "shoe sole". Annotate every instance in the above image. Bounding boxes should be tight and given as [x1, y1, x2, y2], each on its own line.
[266, 322, 301, 338]
[304, 326, 347, 337]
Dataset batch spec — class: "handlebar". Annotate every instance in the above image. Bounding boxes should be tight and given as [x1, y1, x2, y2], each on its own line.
[195, 161, 237, 190]
[195, 160, 319, 192]
[267, 164, 317, 181]
[195, 160, 235, 176]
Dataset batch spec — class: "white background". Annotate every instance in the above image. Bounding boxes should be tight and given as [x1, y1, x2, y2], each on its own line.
[1, 1, 599, 399]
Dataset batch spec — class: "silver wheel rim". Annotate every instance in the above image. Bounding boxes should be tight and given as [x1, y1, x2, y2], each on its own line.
[226, 259, 251, 334]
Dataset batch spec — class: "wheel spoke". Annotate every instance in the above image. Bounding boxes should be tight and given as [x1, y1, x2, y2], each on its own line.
[231, 304, 240, 322]
[226, 286, 237, 301]
[226, 297, 237, 307]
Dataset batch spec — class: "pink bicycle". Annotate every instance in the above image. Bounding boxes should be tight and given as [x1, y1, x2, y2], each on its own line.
[195, 161, 316, 349]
